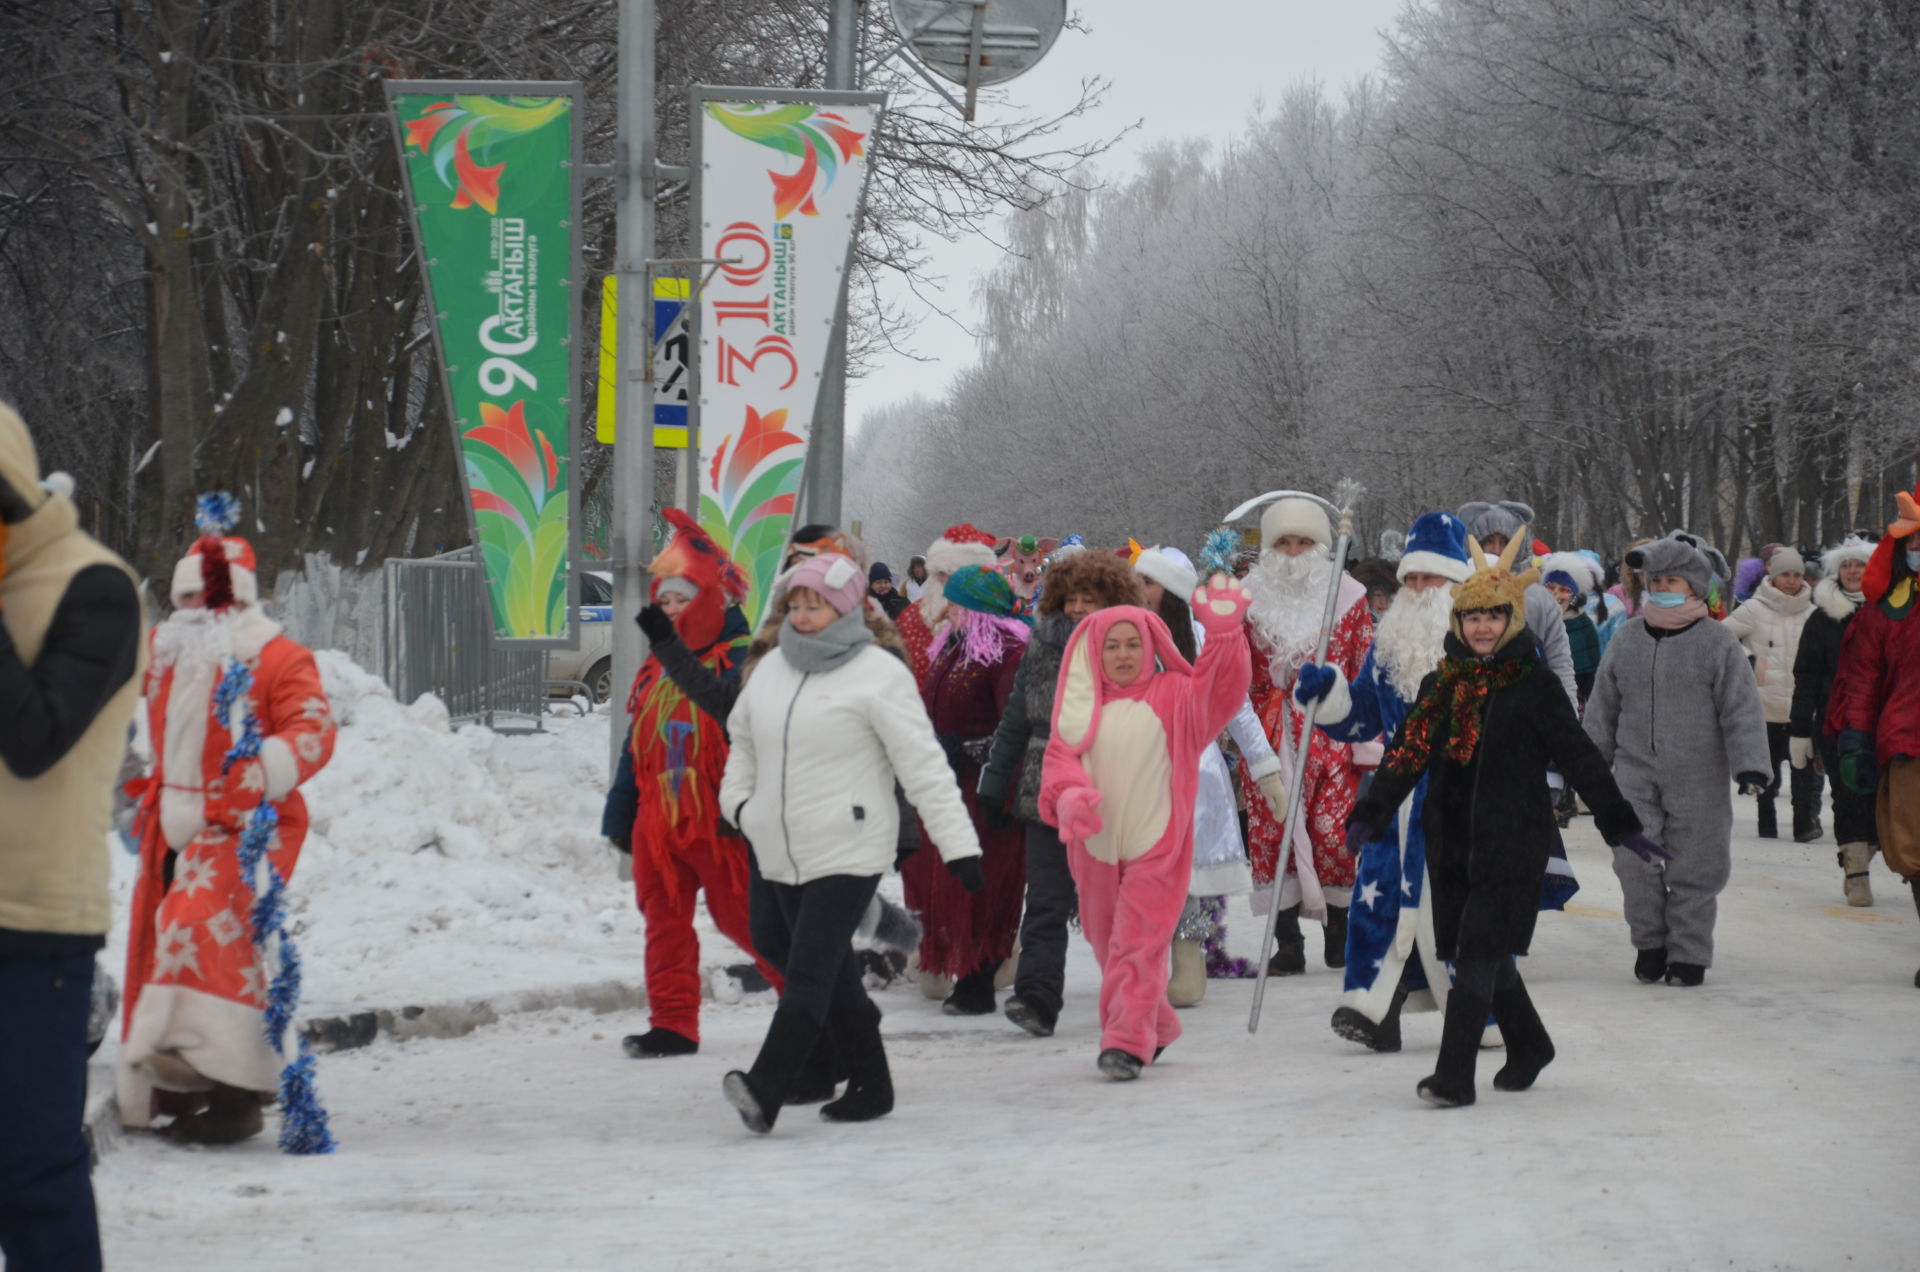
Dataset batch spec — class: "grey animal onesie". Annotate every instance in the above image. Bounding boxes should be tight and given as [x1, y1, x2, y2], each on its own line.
[1583, 536, 1770, 968]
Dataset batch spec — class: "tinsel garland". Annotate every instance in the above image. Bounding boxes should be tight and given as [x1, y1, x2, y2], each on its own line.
[1385, 655, 1533, 776]
[214, 658, 337, 1155]
[1198, 527, 1240, 579]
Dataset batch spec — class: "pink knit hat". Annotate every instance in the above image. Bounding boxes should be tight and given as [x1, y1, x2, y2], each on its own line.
[779, 553, 867, 616]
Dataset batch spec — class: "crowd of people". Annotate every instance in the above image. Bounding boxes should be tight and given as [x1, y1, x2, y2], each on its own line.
[5, 374, 1918, 1260]
[603, 489, 1920, 1133]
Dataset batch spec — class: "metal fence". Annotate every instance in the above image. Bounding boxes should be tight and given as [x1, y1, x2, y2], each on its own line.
[382, 549, 545, 729]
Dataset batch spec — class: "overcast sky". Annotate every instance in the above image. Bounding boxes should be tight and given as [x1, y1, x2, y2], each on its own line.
[849, 0, 1411, 429]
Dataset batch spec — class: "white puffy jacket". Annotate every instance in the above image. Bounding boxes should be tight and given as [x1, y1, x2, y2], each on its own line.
[1722, 579, 1813, 724]
[720, 641, 983, 885]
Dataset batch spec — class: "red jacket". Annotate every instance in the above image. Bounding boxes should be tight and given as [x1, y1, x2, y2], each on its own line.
[1826, 591, 1920, 762]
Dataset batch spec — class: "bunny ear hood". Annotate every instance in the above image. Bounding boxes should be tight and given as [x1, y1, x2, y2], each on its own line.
[1052, 605, 1193, 756]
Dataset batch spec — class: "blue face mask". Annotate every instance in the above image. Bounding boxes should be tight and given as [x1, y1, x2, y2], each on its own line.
[1907, 549, 1919, 572]
[1645, 590, 1689, 609]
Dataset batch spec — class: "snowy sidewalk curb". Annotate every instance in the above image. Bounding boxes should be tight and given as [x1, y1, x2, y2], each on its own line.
[82, 977, 655, 1163]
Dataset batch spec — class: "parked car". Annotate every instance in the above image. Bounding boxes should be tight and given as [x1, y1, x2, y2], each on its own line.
[547, 569, 615, 703]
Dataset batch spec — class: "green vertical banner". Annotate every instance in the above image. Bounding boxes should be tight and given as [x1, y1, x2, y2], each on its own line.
[387, 82, 581, 644]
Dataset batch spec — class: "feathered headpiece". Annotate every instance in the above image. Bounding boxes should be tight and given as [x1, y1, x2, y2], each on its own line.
[649, 507, 749, 648]
[1861, 483, 1920, 604]
[1451, 527, 1540, 652]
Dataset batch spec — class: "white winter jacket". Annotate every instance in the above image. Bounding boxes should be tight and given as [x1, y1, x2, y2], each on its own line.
[1721, 579, 1813, 724]
[720, 642, 983, 885]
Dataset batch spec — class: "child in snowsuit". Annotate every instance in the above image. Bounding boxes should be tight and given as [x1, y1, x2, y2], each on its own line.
[1349, 530, 1658, 1107]
[1583, 531, 1771, 988]
[1039, 575, 1253, 1080]
[718, 555, 983, 1133]
[601, 509, 782, 1058]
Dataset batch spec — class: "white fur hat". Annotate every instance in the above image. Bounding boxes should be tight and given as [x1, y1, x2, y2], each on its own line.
[924, 523, 1000, 578]
[1821, 536, 1875, 573]
[1261, 496, 1331, 549]
[1133, 546, 1198, 599]
[1537, 551, 1600, 595]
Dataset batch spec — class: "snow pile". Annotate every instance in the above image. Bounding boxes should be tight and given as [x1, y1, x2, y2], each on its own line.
[107, 649, 752, 1018]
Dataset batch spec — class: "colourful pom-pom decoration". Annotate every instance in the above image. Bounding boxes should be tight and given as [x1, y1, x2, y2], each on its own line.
[195, 490, 242, 536]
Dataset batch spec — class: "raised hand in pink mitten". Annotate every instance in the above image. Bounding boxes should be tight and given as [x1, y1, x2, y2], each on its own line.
[1055, 786, 1104, 844]
[1191, 572, 1252, 636]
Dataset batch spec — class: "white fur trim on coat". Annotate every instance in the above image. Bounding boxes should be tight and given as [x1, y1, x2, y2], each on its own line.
[259, 735, 300, 801]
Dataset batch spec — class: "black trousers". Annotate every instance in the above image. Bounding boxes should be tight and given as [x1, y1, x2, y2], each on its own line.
[1817, 735, 1878, 845]
[1762, 721, 1825, 830]
[0, 948, 102, 1272]
[1013, 820, 1076, 1017]
[760, 873, 881, 1028]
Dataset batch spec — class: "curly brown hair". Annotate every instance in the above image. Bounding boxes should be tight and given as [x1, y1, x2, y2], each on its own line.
[1038, 549, 1147, 617]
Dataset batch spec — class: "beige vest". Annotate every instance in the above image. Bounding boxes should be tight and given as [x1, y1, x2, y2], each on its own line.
[0, 495, 145, 936]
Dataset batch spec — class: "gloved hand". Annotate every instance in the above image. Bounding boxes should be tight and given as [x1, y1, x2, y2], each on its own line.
[1838, 729, 1877, 796]
[947, 855, 985, 892]
[1736, 772, 1771, 797]
[1788, 735, 1814, 771]
[636, 604, 676, 644]
[1256, 771, 1288, 822]
[1293, 663, 1337, 708]
[222, 757, 269, 813]
[608, 834, 632, 855]
[1055, 786, 1104, 844]
[1190, 573, 1251, 636]
[1620, 832, 1672, 864]
[981, 802, 1018, 833]
[1342, 819, 1371, 856]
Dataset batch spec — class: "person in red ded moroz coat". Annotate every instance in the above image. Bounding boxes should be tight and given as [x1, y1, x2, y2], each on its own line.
[119, 505, 336, 1145]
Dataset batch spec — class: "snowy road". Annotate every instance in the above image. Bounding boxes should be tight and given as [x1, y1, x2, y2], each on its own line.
[95, 815, 1918, 1271]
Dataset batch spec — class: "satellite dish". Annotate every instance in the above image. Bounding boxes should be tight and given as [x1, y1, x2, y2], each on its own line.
[888, 0, 1067, 117]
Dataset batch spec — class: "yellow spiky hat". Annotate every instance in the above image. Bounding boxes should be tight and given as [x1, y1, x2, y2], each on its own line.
[1450, 525, 1540, 652]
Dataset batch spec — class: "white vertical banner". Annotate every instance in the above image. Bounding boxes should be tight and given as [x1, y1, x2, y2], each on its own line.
[692, 90, 884, 625]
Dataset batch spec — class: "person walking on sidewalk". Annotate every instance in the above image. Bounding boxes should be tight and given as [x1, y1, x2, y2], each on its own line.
[1038, 575, 1255, 1080]
[718, 554, 983, 1132]
[1826, 485, 1920, 986]
[1347, 531, 1657, 1107]
[0, 405, 143, 1272]
[1133, 544, 1286, 1007]
[900, 564, 1032, 1014]
[1723, 547, 1823, 841]
[1583, 531, 1771, 989]
[601, 509, 782, 1059]
[978, 548, 1145, 1038]
[1789, 537, 1877, 904]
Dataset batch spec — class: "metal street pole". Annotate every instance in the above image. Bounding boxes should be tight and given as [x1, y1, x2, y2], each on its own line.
[610, 0, 657, 777]
[805, 0, 861, 529]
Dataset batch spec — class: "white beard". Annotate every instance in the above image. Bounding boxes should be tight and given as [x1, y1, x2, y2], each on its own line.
[152, 604, 282, 670]
[1246, 547, 1334, 683]
[916, 573, 948, 628]
[1372, 585, 1453, 701]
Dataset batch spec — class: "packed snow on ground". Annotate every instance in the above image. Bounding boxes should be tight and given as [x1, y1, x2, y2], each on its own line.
[100, 649, 755, 1019]
[94, 784, 1919, 1271]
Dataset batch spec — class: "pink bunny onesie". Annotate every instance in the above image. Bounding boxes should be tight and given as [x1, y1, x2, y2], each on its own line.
[1040, 585, 1253, 1065]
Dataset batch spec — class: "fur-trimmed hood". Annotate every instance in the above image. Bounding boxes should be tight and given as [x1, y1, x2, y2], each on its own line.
[1814, 575, 1861, 623]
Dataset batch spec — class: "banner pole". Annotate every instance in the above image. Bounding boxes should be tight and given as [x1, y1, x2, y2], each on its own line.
[804, 0, 861, 529]
[610, 0, 658, 779]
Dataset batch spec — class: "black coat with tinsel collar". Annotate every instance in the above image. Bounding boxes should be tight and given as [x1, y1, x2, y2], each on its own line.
[1351, 635, 1641, 960]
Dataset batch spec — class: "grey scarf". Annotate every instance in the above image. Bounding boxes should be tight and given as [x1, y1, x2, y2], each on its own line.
[778, 605, 874, 674]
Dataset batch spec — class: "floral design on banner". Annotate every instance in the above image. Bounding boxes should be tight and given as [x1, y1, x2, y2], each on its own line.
[700, 405, 804, 623]
[464, 400, 570, 638]
[704, 103, 869, 219]
[403, 95, 570, 213]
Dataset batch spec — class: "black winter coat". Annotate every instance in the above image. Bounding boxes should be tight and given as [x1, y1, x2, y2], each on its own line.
[1788, 581, 1858, 740]
[1352, 636, 1641, 960]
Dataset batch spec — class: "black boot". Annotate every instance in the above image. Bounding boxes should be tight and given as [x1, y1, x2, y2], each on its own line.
[723, 1004, 818, 1135]
[1323, 905, 1349, 969]
[1490, 977, 1555, 1092]
[788, 1027, 840, 1106]
[1417, 988, 1486, 1108]
[1791, 766, 1824, 843]
[1633, 947, 1667, 984]
[1756, 798, 1778, 839]
[1330, 976, 1408, 1053]
[1267, 905, 1305, 976]
[1911, 880, 1920, 989]
[820, 1002, 894, 1123]
[623, 1027, 698, 1058]
[941, 961, 1000, 1015]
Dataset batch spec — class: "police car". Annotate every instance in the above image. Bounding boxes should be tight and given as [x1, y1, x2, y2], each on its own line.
[546, 570, 616, 703]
